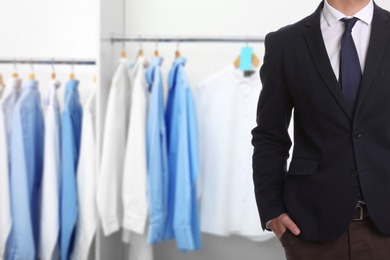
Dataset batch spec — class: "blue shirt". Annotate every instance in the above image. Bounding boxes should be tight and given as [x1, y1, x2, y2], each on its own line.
[165, 57, 202, 252]
[145, 57, 169, 244]
[7, 80, 44, 260]
[60, 80, 83, 260]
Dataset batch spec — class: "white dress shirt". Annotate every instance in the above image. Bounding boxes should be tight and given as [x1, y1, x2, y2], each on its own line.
[0, 77, 21, 259]
[321, 0, 373, 79]
[72, 89, 97, 260]
[97, 58, 132, 236]
[195, 64, 273, 241]
[121, 56, 153, 260]
[122, 56, 149, 235]
[40, 80, 61, 260]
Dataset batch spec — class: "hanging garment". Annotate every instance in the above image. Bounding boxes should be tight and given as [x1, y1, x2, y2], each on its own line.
[145, 57, 168, 244]
[72, 89, 97, 260]
[164, 57, 202, 252]
[122, 56, 149, 235]
[0, 77, 21, 259]
[194, 64, 273, 241]
[122, 56, 153, 260]
[40, 80, 61, 260]
[97, 58, 131, 236]
[7, 80, 45, 260]
[61, 80, 83, 260]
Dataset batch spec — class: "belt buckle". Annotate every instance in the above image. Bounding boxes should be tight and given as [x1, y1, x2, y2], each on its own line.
[353, 201, 365, 221]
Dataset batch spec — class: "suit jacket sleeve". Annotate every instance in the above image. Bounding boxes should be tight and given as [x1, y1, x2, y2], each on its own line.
[252, 34, 294, 230]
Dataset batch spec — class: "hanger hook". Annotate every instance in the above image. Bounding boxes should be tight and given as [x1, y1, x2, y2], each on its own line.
[122, 33, 125, 51]
[13, 58, 17, 72]
[138, 35, 143, 50]
[51, 58, 55, 73]
[155, 36, 159, 57]
[30, 59, 34, 73]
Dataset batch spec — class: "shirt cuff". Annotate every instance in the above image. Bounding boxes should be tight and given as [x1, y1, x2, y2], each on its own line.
[265, 220, 273, 231]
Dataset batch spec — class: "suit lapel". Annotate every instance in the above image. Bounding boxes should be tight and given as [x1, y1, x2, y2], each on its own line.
[303, 2, 353, 120]
[354, 3, 390, 115]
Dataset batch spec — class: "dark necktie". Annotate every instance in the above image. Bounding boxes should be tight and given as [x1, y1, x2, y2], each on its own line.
[340, 17, 362, 114]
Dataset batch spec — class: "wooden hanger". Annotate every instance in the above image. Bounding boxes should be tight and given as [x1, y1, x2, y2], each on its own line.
[12, 60, 18, 78]
[121, 50, 127, 58]
[175, 40, 181, 59]
[51, 59, 56, 80]
[175, 50, 181, 59]
[155, 39, 159, 57]
[233, 53, 260, 68]
[69, 61, 75, 80]
[28, 60, 35, 80]
[0, 73, 4, 87]
[93, 75, 97, 84]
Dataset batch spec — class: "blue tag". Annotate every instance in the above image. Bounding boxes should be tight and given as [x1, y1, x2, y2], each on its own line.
[129, 63, 134, 69]
[239, 47, 253, 71]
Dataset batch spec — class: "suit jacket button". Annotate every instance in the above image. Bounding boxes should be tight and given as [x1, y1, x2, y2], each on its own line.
[350, 170, 358, 178]
[354, 131, 362, 138]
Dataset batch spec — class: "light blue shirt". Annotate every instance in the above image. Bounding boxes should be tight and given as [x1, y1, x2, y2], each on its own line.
[1, 79, 22, 155]
[7, 80, 44, 260]
[165, 57, 202, 252]
[60, 80, 82, 260]
[145, 57, 169, 244]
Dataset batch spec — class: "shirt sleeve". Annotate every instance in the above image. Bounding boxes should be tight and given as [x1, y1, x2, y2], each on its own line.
[122, 83, 148, 235]
[61, 109, 79, 260]
[0, 106, 12, 258]
[72, 96, 97, 260]
[8, 105, 36, 260]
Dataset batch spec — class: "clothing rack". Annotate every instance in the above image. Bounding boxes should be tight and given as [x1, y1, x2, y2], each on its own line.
[0, 58, 96, 65]
[111, 35, 265, 44]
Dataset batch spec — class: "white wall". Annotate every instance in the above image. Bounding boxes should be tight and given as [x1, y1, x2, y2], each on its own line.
[0, 0, 98, 107]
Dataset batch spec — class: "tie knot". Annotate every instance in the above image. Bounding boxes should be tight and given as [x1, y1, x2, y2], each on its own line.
[341, 17, 359, 32]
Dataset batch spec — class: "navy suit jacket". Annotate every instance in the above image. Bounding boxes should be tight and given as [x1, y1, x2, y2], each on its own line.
[252, 1, 390, 241]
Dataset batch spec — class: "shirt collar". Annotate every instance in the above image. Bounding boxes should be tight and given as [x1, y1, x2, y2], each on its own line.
[23, 80, 38, 90]
[145, 57, 163, 86]
[323, 0, 373, 26]
[65, 79, 79, 92]
[6, 77, 22, 90]
[168, 57, 187, 88]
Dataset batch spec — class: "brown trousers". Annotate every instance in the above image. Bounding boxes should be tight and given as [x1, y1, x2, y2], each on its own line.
[281, 214, 390, 259]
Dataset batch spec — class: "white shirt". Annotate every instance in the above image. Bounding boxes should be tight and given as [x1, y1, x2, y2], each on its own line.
[0, 77, 21, 259]
[97, 58, 132, 236]
[40, 80, 61, 260]
[72, 89, 97, 260]
[122, 56, 149, 235]
[195, 64, 273, 241]
[321, 0, 373, 79]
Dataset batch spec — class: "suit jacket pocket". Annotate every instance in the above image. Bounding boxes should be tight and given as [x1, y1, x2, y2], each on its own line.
[286, 158, 319, 176]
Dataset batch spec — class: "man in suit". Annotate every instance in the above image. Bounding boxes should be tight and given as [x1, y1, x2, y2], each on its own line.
[252, 0, 390, 258]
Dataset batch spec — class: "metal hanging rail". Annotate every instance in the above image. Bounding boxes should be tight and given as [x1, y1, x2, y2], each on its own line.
[0, 58, 96, 65]
[111, 35, 265, 44]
